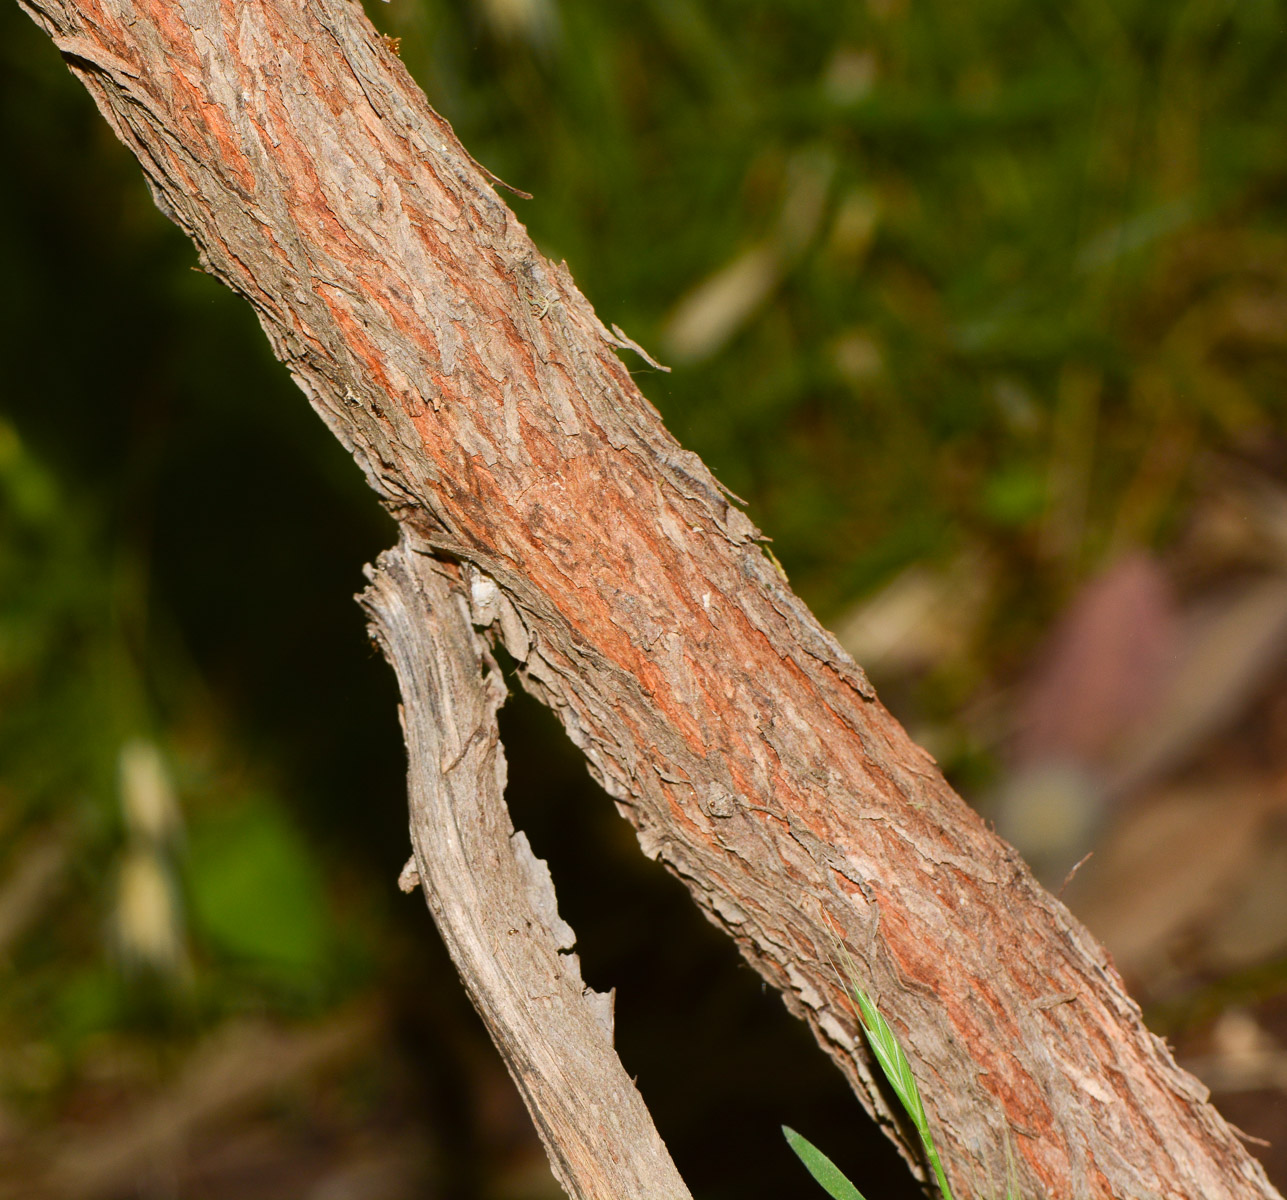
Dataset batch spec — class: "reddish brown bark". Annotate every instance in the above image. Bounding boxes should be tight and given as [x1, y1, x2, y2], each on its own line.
[15, 0, 1280, 1196]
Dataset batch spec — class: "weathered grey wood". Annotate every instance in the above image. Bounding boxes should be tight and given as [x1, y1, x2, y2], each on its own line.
[361, 539, 691, 1199]
[13, 0, 1281, 1195]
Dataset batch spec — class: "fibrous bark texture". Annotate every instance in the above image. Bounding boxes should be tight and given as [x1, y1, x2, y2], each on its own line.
[361, 539, 691, 1199]
[15, 0, 1280, 1196]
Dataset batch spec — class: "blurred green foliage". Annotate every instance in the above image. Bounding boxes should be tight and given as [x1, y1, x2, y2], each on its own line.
[0, 408, 365, 1015]
[2, 0, 1287, 1196]
[186, 799, 332, 977]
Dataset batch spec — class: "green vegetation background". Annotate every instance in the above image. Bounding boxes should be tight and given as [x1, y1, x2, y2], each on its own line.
[1, 0, 1285, 1197]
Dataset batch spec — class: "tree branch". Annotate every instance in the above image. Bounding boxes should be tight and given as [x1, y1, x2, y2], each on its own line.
[361, 538, 690, 1198]
[14, 0, 1280, 1195]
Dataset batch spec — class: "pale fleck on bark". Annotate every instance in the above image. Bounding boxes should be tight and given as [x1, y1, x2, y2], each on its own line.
[13, 0, 1282, 1196]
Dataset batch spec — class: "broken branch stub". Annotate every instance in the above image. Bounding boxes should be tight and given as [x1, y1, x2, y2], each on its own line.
[360, 539, 691, 1200]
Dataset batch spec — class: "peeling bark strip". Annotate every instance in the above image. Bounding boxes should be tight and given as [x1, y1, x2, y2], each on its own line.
[361, 541, 691, 1199]
[15, 0, 1278, 1195]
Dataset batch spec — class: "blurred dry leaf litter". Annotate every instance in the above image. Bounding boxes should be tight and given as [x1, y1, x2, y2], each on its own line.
[25, 1004, 396, 1200]
[1063, 775, 1287, 986]
[474, 0, 559, 49]
[835, 548, 993, 679]
[0, 831, 68, 959]
[117, 740, 181, 846]
[662, 148, 835, 363]
[112, 740, 188, 977]
[1185, 1009, 1287, 1098]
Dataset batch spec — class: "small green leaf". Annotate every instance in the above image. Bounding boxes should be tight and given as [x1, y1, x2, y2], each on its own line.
[782, 1126, 868, 1200]
[186, 799, 330, 977]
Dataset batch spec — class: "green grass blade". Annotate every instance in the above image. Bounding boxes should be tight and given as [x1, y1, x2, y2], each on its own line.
[782, 1126, 869, 1200]
[830, 942, 960, 1199]
[923, 1139, 956, 1200]
[847, 981, 955, 1200]
[852, 987, 928, 1132]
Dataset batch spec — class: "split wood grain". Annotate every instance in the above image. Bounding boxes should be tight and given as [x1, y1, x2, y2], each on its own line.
[362, 540, 691, 1198]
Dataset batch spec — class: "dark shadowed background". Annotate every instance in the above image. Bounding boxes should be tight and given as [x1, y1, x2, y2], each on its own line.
[2, 0, 1287, 1197]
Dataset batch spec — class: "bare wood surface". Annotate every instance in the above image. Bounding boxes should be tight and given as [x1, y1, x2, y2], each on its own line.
[13, 0, 1281, 1195]
[361, 538, 691, 1199]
